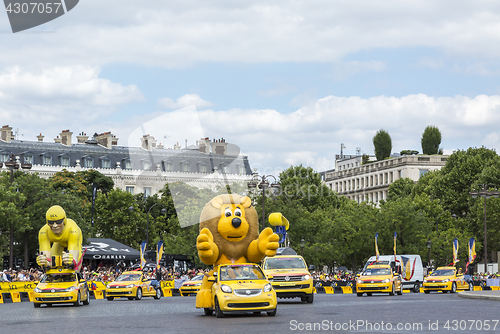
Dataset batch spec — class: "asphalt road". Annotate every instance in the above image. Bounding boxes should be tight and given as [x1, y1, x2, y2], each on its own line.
[2, 293, 499, 334]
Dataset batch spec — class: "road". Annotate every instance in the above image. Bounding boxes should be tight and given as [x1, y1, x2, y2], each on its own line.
[2, 293, 499, 333]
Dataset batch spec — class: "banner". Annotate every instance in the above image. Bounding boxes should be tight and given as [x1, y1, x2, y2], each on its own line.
[375, 233, 380, 261]
[393, 232, 397, 259]
[156, 240, 164, 270]
[140, 241, 147, 269]
[453, 238, 459, 265]
[466, 238, 476, 271]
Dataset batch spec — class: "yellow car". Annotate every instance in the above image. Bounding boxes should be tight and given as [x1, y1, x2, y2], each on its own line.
[204, 263, 277, 318]
[33, 268, 90, 308]
[422, 266, 469, 294]
[262, 255, 314, 303]
[356, 264, 403, 297]
[105, 271, 162, 300]
[180, 274, 204, 296]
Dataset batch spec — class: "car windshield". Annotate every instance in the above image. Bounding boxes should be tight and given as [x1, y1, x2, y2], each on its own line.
[431, 269, 455, 276]
[264, 257, 306, 269]
[220, 265, 266, 281]
[115, 274, 142, 282]
[41, 273, 77, 283]
[362, 268, 391, 276]
[191, 275, 204, 281]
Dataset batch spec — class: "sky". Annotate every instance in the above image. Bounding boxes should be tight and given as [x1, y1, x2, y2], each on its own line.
[2, 1, 500, 176]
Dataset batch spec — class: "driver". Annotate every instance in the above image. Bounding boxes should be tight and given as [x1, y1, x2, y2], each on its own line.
[36, 205, 83, 272]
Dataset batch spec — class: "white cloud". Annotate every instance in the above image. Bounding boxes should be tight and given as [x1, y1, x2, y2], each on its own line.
[158, 94, 214, 110]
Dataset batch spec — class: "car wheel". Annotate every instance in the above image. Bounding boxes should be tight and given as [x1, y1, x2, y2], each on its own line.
[469, 283, 474, 291]
[397, 283, 403, 295]
[267, 307, 277, 317]
[357, 293, 363, 297]
[33, 303, 40, 308]
[204, 308, 213, 316]
[450, 282, 457, 293]
[215, 297, 225, 318]
[107, 296, 114, 301]
[135, 287, 143, 300]
[389, 283, 395, 296]
[413, 283, 420, 293]
[154, 288, 162, 300]
[301, 296, 307, 303]
[424, 290, 430, 294]
[73, 292, 81, 307]
[367, 293, 372, 296]
[307, 293, 314, 303]
[83, 289, 90, 305]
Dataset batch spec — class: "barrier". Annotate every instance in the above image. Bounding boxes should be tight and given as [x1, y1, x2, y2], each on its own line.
[162, 288, 172, 297]
[324, 286, 334, 294]
[341, 286, 353, 294]
[94, 290, 105, 299]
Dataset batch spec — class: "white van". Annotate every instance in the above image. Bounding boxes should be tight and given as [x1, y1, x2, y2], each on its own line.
[362, 255, 424, 293]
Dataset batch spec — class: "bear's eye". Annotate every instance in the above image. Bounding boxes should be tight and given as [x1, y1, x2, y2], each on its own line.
[224, 208, 232, 217]
[234, 208, 242, 217]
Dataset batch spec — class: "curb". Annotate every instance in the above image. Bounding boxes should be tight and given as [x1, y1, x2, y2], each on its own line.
[458, 291, 500, 301]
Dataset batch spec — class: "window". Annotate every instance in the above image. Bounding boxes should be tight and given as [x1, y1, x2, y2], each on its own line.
[143, 160, 151, 170]
[61, 157, 70, 167]
[83, 157, 93, 168]
[164, 161, 173, 172]
[239, 166, 246, 174]
[101, 159, 111, 169]
[143, 187, 151, 198]
[0, 153, 8, 162]
[126, 186, 134, 194]
[123, 159, 132, 170]
[43, 156, 52, 165]
[221, 165, 229, 174]
[199, 164, 207, 173]
[419, 169, 429, 178]
[24, 155, 33, 164]
[181, 162, 191, 172]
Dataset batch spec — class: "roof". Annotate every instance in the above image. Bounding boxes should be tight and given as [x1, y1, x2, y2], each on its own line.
[83, 238, 140, 260]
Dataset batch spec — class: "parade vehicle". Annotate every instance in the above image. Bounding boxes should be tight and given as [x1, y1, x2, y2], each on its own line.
[422, 266, 471, 294]
[363, 255, 424, 292]
[204, 263, 277, 318]
[33, 267, 90, 308]
[262, 248, 314, 303]
[180, 274, 204, 296]
[356, 264, 403, 297]
[105, 270, 162, 300]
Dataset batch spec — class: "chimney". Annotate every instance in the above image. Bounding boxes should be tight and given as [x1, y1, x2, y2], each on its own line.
[54, 135, 61, 144]
[199, 137, 210, 154]
[157, 142, 164, 149]
[140, 134, 157, 151]
[60, 129, 73, 146]
[76, 132, 89, 144]
[174, 142, 181, 150]
[211, 138, 228, 155]
[37, 133, 44, 142]
[111, 135, 118, 146]
[95, 131, 114, 149]
[0, 125, 13, 143]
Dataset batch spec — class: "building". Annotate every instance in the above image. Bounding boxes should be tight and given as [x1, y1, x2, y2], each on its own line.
[0, 125, 252, 195]
[323, 154, 449, 204]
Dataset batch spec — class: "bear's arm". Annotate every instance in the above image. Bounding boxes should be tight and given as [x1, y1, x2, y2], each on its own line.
[247, 227, 280, 263]
[197, 228, 220, 265]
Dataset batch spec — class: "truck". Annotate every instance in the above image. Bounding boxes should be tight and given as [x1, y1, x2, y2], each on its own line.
[362, 255, 424, 293]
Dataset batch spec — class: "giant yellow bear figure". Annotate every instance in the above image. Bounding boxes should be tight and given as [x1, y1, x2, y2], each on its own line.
[195, 194, 279, 308]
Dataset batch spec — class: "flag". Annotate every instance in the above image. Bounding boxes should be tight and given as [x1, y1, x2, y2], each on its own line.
[91, 183, 97, 228]
[393, 232, 397, 258]
[453, 238, 459, 265]
[156, 240, 164, 270]
[375, 233, 380, 261]
[140, 241, 147, 269]
[466, 238, 476, 271]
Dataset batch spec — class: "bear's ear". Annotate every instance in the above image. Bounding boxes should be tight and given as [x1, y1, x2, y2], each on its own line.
[240, 196, 252, 208]
[211, 196, 224, 209]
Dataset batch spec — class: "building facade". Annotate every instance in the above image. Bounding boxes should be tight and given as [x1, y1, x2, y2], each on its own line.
[323, 155, 449, 204]
[0, 125, 252, 195]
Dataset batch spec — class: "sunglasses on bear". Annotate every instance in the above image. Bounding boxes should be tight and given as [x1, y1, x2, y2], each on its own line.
[47, 219, 64, 225]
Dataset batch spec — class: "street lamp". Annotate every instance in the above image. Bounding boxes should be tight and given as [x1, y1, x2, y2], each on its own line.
[470, 184, 500, 267]
[1, 152, 31, 269]
[426, 239, 432, 271]
[247, 171, 280, 230]
[300, 238, 305, 257]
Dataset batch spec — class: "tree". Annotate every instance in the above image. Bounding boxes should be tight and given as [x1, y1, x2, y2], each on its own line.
[373, 129, 392, 161]
[386, 178, 415, 201]
[421, 126, 442, 155]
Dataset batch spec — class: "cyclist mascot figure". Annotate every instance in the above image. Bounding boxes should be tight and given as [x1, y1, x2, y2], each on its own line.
[36, 205, 83, 272]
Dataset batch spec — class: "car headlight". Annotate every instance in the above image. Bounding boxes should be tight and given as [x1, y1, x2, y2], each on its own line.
[221, 284, 232, 293]
[263, 283, 272, 292]
[302, 275, 310, 281]
[423, 279, 427, 283]
[442, 279, 449, 283]
[34, 287, 41, 293]
[125, 284, 134, 288]
[62, 286, 75, 292]
[194, 283, 202, 286]
[382, 279, 390, 283]
[357, 279, 363, 284]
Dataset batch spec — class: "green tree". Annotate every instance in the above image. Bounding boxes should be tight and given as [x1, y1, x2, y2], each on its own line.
[386, 178, 415, 201]
[421, 126, 442, 155]
[373, 129, 392, 161]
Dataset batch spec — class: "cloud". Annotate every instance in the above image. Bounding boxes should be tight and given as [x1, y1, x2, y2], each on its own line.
[158, 94, 214, 110]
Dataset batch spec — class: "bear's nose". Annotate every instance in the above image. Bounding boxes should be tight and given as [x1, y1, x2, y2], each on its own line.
[232, 218, 241, 228]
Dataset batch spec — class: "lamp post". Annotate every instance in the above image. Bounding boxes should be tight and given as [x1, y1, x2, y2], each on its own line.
[146, 203, 167, 246]
[426, 239, 432, 271]
[1, 153, 32, 269]
[300, 238, 305, 257]
[470, 184, 500, 267]
[247, 172, 280, 230]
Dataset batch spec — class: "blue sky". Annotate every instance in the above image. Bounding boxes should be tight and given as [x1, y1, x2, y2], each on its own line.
[2, 1, 500, 175]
